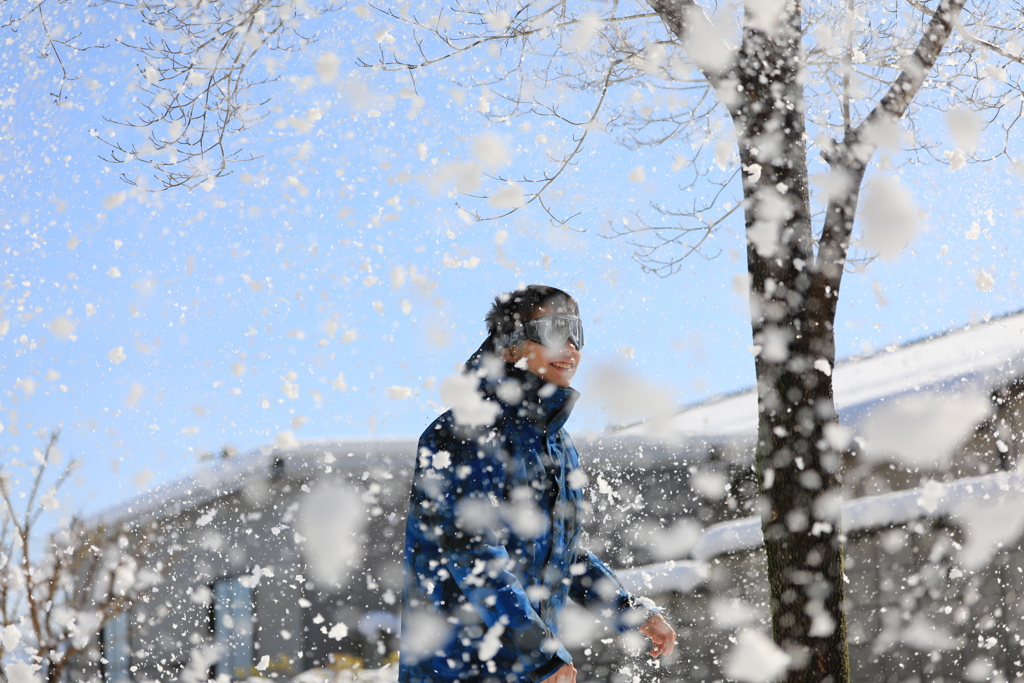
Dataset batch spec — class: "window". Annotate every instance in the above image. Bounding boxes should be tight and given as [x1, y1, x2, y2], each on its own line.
[101, 611, 131, 683]
[212, 576, 255, 680]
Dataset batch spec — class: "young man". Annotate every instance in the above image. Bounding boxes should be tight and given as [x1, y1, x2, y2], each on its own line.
[399, 285, 675, 683]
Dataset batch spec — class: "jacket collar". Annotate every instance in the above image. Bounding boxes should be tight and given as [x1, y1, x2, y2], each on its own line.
[503, 364, 579, 432]
[464, 337, 579, 432]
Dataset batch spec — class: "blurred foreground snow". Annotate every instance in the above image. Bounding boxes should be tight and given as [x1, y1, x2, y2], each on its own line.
[281, 665, 397, 682]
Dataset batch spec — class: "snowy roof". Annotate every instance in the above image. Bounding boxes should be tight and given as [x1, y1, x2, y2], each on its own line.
[86, 430, 700, 527]
[616, 310, 1024, 442]
[617, 560, 708, 596]
[625, 467, 1024, 596]
[85, 438, 417, 527]
[88, 435, 1024, 598]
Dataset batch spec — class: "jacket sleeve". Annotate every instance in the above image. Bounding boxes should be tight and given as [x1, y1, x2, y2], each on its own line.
[418, 427, 571, 680]
[568, 549, 661, 633]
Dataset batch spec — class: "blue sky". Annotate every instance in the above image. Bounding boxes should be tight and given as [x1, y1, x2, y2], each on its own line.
[1, 4, 1022, 516]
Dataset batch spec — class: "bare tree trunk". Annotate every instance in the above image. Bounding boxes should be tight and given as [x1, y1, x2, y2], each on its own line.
[731, 5, 850, 682]
[645, 0, 971, 680]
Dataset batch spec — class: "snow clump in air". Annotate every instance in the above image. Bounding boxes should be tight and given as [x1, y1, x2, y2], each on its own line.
[107, 346, 127, 365]
[857, 391, 992, 469]
[314, 52, 341, 83]
[388, 385, 413, 399]
[710, 598, 758, 629]
[567, 14, 602, 51]
[917, 479, 946, 514]
[691, 469, 728, 501]
[745, 0, 788, 35]
[401, 609, 451, 664]
[682, 6, 736, 75]
[945, 107, 981, 157]
[441, 373, 501, 426]
[585, 365, 676, 436]
[296, 480, 367, 588]
[48, 316, 75, 339]
[6, 661, 41, 683]
[954, 496, 1024, 571]
[746, 187, 793, 257]
[472, 133, 509, 170]
[644, 517, 703, 561]
[488, 182, 526, 209]
[274, 430, 301, 450]
[859, 177, 918, 261]
[178, 644, 224, 683]
[477, 622, 505, 661]
[756, 326, 791, 362]
[976, 269, 995, 292]
[900, 614, 963, 652]
[505, 489, 547, 538]
[3, 624, 22, 650]
[724, 628, 791, 682]
[557, 603, 602, 647]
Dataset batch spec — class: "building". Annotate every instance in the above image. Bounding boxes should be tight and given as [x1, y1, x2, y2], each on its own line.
[76, 310, 1024, 682]
[76, 440, 416, 682]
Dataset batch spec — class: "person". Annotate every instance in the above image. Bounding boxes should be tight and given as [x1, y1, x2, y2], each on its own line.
[399, 285, 675, 683]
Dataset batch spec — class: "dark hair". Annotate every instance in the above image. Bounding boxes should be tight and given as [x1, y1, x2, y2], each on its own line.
[485, 285, 578, 343]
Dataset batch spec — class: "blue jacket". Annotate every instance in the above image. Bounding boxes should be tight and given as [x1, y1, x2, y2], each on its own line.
[399, 340, 656, 683]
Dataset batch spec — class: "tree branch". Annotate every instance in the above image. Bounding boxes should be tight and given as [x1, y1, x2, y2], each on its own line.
[907, 0, 1024, 67]
[644, 0, 735, 88]
[463, 58, 623, 225]
[856, 0, 969, 140]
[809, 0, 968, 358]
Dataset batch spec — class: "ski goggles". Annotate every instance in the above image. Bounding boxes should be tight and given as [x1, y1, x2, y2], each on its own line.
[502, 314, 585, 350]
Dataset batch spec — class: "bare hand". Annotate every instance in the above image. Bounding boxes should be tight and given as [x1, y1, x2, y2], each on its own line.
[545, 662, 577, 683]
[639, 613, 676, 658]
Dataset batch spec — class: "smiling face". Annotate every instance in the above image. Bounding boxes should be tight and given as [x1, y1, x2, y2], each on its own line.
[502, 303, 581, 388]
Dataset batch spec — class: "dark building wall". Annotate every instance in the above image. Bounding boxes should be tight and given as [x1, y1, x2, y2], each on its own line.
[73, 463, 411, 682]
[74, 418, 1024, 682]
[569, 511, 1024, 683]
